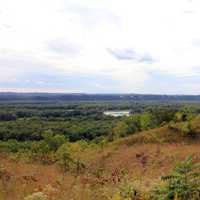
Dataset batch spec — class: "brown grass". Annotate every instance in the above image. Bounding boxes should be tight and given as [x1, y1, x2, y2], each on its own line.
[1, 142, 200, 199]
[1, 123, 200, 199]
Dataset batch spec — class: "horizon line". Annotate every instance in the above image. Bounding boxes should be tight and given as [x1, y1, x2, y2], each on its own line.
[1, 91, 200, 96]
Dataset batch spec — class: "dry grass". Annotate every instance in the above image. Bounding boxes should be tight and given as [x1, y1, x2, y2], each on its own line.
[1, 142, 200, 199]
[1, 122, 200, 199]
[117, 126, 174, 144]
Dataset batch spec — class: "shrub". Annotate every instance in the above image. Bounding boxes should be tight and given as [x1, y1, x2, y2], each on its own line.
[168, 121, 176, 130]
[152, 155, 200, 200]
[181, 122, 193, 137]
[174, 112, 186, 122]
[109, 182, 141, 200]
[112, 121, 131, 138]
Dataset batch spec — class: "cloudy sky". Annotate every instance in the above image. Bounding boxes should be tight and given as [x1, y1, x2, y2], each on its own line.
[0, 0, 200, 94]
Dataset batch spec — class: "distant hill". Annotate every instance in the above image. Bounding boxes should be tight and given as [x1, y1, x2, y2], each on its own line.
[1, 92, 200, 102]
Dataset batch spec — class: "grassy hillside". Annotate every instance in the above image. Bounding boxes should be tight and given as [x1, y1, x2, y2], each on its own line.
[1, 116, 200, 199]
[118, 114, 200, 145]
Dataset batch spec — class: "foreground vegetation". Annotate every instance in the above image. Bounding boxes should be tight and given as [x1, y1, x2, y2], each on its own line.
[1, 100, 200, 199]
[2, 142, 200, 199]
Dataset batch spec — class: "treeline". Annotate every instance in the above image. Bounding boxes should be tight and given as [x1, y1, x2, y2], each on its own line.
[0, 110, 103, 121]
[0, 109, 189, 143]
[0, 101, 188, 121]
[2, 92, 200, 101]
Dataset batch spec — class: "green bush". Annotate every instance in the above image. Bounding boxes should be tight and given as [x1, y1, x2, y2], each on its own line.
[181, 122, 193, 137]
[152, 155, 200, 200]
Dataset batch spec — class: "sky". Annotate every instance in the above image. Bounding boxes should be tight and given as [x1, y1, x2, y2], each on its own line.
[0, 0, 200, 94]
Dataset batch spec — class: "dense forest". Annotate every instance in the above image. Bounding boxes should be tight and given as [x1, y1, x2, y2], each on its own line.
[0, 98, 198, 152]
[0, 99, 196, 142]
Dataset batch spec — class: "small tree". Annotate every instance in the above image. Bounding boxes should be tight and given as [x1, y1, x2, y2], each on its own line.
[56, 143, 73, 175]
[70, 142, 86, 175]
[56, 142, 86, 176]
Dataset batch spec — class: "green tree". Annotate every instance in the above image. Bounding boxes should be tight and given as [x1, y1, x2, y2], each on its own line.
[124, 114, 141, 132]
[43, 130, 66, 151]
[140, 112, 154, 130]
[56, 143, 73, 174]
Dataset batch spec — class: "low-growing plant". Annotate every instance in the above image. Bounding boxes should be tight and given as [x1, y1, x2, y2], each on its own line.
[24, 192, 47, 200]
[109, 181, 142, 200]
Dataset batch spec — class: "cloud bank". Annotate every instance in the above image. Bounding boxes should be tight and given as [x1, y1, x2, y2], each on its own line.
[0, 0, 200, 94]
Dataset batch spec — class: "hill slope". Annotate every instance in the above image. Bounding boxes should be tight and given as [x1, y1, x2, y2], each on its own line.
[2, 116, 200, 199]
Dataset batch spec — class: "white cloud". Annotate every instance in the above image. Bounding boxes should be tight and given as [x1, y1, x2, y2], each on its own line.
[0, 0, 200, 93]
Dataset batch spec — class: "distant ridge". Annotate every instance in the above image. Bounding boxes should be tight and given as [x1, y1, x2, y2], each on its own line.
[0, 92, 200, 101]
